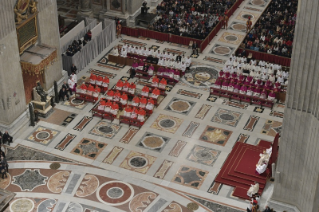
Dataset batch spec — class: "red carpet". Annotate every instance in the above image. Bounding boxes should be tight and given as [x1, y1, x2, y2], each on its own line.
[214, 141, 272, 200]
[258, 140, 272, 148]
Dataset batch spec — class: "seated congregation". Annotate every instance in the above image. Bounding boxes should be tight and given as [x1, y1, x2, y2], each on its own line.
[149, 0, 236, 39]
[241, 0, 298, 58]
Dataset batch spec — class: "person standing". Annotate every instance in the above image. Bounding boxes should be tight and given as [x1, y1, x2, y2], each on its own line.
[2, 131, 12, 146]
[116, 23, 122, 38]
[71, 64, 77, 74]
[223, 14, 229, 29]
[1, 156, 8, 173]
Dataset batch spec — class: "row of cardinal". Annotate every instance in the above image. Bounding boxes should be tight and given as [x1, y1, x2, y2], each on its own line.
[89, 74, 109, 88]
[78, 83, 101, 101]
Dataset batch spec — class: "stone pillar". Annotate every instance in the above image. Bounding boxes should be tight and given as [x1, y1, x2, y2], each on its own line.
[268, 0, 319, 212]
[78, 0, 93, 18]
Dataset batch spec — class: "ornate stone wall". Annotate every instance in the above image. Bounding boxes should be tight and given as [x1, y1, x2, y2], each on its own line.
[270, 0, 319, 211]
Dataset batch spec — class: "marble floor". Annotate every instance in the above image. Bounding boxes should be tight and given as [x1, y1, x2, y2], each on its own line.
[4, 0, 283, 211]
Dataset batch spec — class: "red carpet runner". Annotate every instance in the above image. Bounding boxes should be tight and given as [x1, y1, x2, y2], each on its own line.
[215, 141, 272, 200]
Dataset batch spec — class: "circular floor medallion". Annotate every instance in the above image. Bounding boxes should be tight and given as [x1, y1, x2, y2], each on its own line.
[159, 119, 176, 128]
[142, 136, 165, 149]
[214, 46, 231, 55]
[220, 114, 235, 121]
[98, 126, 114, 134]
[36, 131, 50, 140]
[10, 198, 34, 212]
[251, 0, 265, 5]
[129, 156, 148, 168]
[225, 35, 238, 41]
[96, 181, 134, 206]
[182, 65, 219, 88]
[107, 187, 124, 199]
[170, 101, 190, 112]
[232, 23, 246, 31]
[71, 98, 84, 105]
[242, 14, 253, 20]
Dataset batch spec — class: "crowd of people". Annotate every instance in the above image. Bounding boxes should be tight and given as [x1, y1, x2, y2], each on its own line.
[213, 55, 289, 101]
[242, 0, 298, 58]
[149, 0, 236, 39]
[65, 30, 92, 56]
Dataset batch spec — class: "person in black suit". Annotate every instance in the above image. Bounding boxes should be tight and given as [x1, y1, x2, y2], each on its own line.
[176, 54, 182, 62]
[71, 64, 77, 74]
[2, 131, 12, 146]
[62, 81, 72, 95]
[192, 41, 198, 55]
[59, 87, 69, 101]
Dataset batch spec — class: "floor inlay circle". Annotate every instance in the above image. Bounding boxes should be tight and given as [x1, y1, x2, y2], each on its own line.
[98, 126, 114, 134]
[71, 99, 84, 105]
[159, 119, 176, 128]
[129, 156, 148, 168]
[170, 101, 190, 112]
[213, 46, 231, 55]
[251, 0, 265, 5]
[182, 65, 219, 88]
[10, 198, 34, 212]
[107, 187, 124, 199]
[142, 136, 165, 149]
[36, 131, 50, 140]
[195, 150, 214, 160]
[232, 23, 246, 31]
[225, 35, 238, 41]
[242, 14, 254, 20]
[220, 114, 235, 121]
[96, 181, 134, 206]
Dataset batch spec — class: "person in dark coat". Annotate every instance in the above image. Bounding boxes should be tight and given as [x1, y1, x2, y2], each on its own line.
[2, 131, 12, 145]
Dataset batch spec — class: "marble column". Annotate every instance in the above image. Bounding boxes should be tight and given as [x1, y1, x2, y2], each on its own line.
[78, 0, 93, 17]
[268, 0, 319, 212]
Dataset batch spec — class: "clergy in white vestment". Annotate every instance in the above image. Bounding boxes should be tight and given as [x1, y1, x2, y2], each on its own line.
[226, 58, 233, 66]
[112, 47, 119, 56]
[269, 74, 275, 83]
[185, 57, 192, 67]
[156, 50, 162, 58]
[268, 67, 274, 75]
[158, 57, 164, 66]
[247, 182, 259, 197]
[121, 47, 127, 57]
[233, 59, 238, 67]
[256, 162, 267, 175]
[261, 73, 268, 81]
[277, 75, 284, 84]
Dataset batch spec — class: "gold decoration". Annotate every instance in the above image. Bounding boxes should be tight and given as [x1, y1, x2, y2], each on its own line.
[20, 49, 57, 75]
[29, 0, 37, 14]
[50, 162, 61, 170]
[14, 4, 28, 24]
[187, 202, 199, 211]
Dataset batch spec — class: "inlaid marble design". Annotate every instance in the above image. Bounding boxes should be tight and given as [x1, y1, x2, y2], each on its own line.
[222, 100, 248, 109]
[243, 115, 260, 131]
[270, 110, 284, 118]
[37, 198, 57, 212]
[63, 97, 88, 110]
[229, 21, 247, 32]
[208, 181, 223, 194]
[261, 120, 282, 137]
[164, 97, 196, 115]
[199, 126, 232, 146]
[195, 104, 212, 120]
[210, 44, 234, 57]
[211, 108, 243, 127]
[73, 116, 92, 131]
[66, 202, 83, 212]
[0, 173, 11, 189]
[120, 151, 157, 174]
[89, 121, 122, 139]
[129, 192, 158, 212]
[163, 48, 186, 56]
[187, 145, 221, 166]
[26, 126, 60, 146]
[55, 133, 76, 151]
[169, 140, 187, 157]
[136, 132, 170, 152]
[154, 160, 174, 179]
[119, 128, 139, 144]
[182, 122, 200, 138]
[12, 169, 48, 191]
[236, 133, 250, 143]
[254, 107, 265, 113]
[177, 89, 203, 99]
[75, 174, 99, 198]
[150, 114, 183, 134]
[71, 138, 107, 159]
[10, 198, 35, 212]
[218, 32, 245, 45]
[47, 171, 70, 193]
[248, 0, 268, 7]
[236, 11, 260, 23]
[172, 166, 209, 189]
[103, 147, 123, 164]
[87, 68, 117, 79]
[207, 95, 218, 102]
[244, 6, 263, 12]
[182, 65, 219, 89]
[150, 45, 160, 51]
[120, 39, 147, 47]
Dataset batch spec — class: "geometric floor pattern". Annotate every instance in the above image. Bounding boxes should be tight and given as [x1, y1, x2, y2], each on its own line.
[10, 0, 281, 211]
